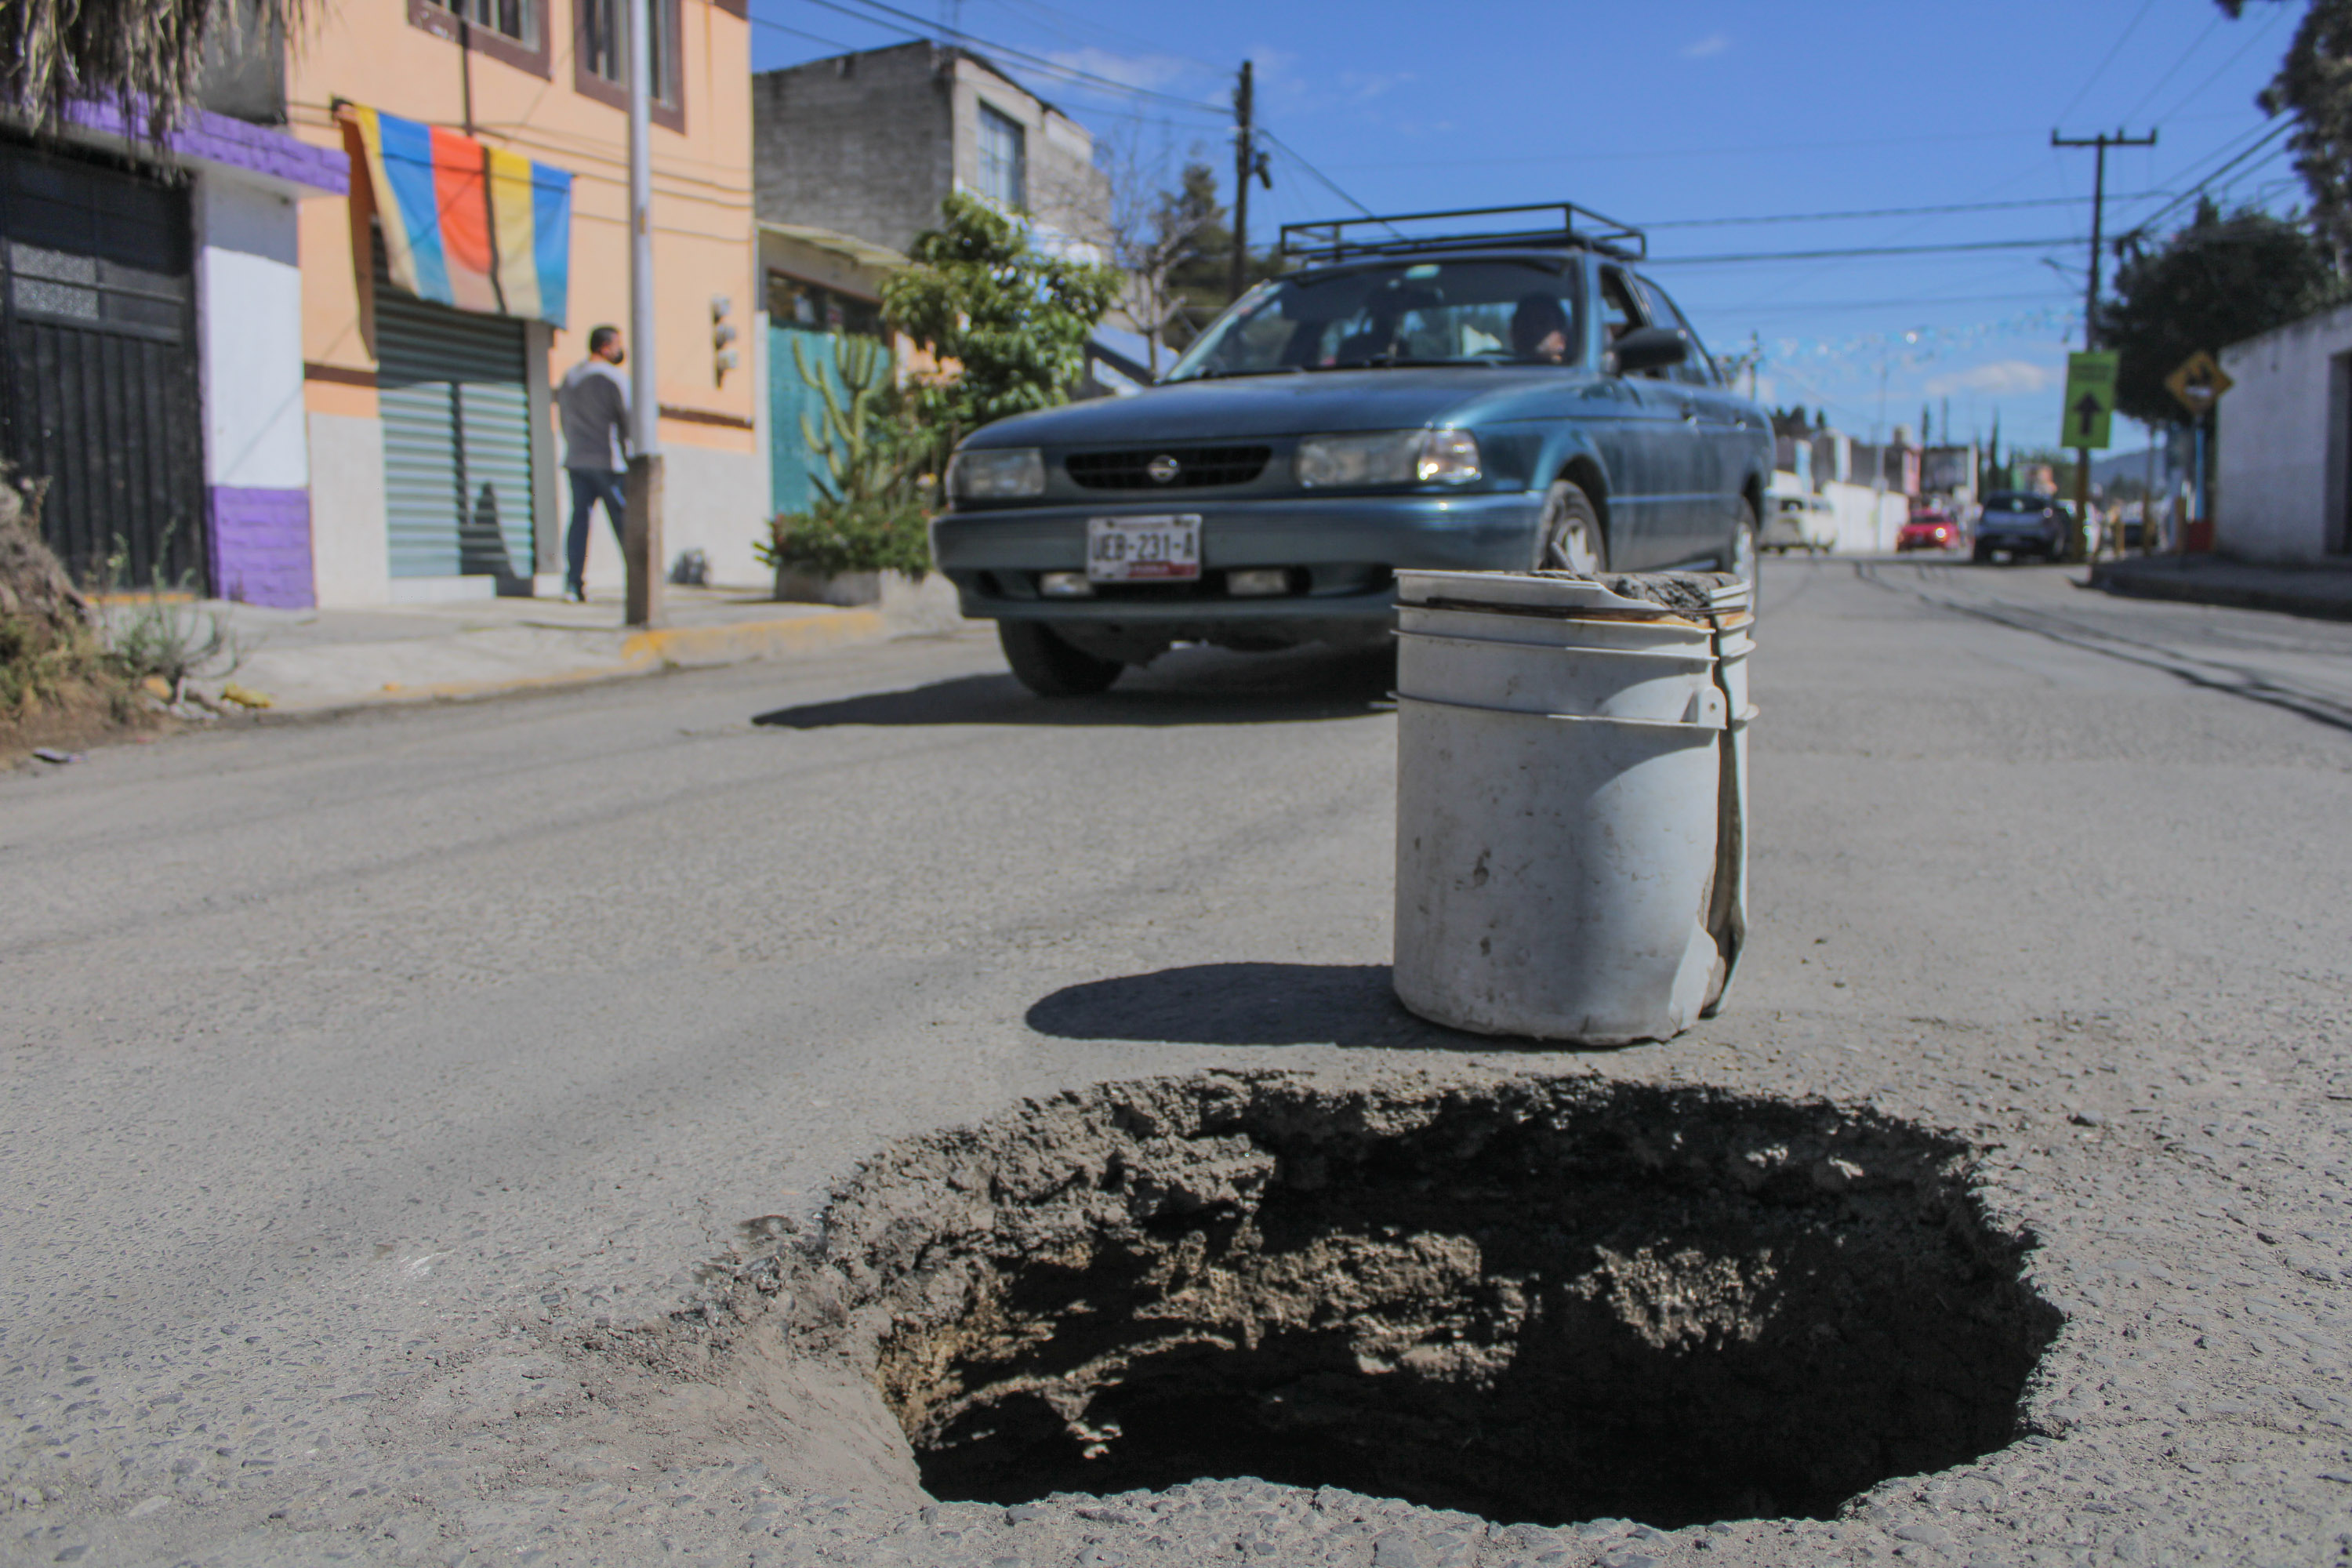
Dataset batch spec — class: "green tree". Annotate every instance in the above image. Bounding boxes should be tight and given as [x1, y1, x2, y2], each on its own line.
[2096, 199, 2339, 426]
[2218, 0, 2352, 270]
[880, 192, 1123, 446]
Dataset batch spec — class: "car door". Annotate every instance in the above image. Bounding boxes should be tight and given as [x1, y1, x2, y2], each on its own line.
[1591, 263, 1686, 569]
[1632, 273, 1737, 564]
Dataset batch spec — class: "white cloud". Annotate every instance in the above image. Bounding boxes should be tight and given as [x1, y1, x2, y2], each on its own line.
[1682, 33, 1730, 58]
[1044, 45, 1198, 94]
[1338, 69, 1414, 102]
[1925, 359, 2059, 397]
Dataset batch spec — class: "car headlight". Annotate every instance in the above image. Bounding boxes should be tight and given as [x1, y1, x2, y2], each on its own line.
[947, 447, 1045, 501]
[1296, 430, 1482, 488]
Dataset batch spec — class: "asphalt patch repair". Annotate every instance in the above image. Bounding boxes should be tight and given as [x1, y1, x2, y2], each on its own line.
[753, 1070, 2061, 1532]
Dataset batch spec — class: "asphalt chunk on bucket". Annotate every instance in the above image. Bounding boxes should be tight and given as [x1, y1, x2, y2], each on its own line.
[1391, 569, 1755, 1045]
[779, 1072, 2060, 1532]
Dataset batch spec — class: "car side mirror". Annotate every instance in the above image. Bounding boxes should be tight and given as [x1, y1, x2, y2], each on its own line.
[1613, 325, 1691, 376]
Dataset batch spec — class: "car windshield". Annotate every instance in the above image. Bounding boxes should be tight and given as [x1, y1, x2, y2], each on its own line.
[1165, 258, 1584, 380]
[1984, 497, 2047, 514]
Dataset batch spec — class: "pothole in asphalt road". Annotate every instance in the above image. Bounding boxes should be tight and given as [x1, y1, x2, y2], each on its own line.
[768, 1071, 2061, 1532]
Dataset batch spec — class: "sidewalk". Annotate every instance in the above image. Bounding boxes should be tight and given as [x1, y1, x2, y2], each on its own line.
[2086, 554, 2352, 621]
[145, 578, 967, 714]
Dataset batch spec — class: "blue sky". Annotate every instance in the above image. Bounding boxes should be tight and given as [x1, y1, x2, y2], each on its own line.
[750, 0, 2306, 452]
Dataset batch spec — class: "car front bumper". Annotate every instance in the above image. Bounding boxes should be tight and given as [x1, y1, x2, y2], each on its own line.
[931, 492, 1543, 626]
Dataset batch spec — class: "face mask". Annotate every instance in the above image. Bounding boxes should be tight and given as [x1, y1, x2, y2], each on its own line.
[611, 348, 626, 365]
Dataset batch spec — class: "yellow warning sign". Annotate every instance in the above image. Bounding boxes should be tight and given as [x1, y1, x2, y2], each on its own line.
[2165, 350, 2234, 419]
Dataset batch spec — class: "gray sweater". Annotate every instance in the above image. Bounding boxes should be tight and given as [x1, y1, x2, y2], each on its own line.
[557, 359, 631, 472]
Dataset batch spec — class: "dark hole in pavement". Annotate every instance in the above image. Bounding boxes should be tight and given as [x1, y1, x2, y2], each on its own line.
[803, 1073, 2060, 1531]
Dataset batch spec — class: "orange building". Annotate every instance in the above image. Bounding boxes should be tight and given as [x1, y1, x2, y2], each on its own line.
[277, 0, 764, 603]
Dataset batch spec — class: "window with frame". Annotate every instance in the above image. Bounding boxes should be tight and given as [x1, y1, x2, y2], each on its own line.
[766, 271, 883, 339]
[977, 101, 1025, 211]
[408, 0, 549, 74]
[577, 0, 682, 122]
[426, 0, 535, 47]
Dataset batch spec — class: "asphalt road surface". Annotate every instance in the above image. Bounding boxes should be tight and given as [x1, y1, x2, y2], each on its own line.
[5, 560, 2350, 1566]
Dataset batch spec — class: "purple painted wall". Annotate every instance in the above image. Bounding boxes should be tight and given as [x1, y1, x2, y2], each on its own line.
[63, 100, 349, 194]
[209, 487, 314, 608]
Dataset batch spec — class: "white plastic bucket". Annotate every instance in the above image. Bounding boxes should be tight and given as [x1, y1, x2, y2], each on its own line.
[1393, 697, 1726, 1044]
[1390, 568, 1751, 1045]
[1397, 602, 1716, 657]
[1396, 632, 1720, 724]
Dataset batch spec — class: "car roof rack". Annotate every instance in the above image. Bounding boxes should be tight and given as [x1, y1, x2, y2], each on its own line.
[1278, 201, 1648, 265]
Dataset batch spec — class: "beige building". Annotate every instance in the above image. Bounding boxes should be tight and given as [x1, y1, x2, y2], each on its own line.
[276, 0, 767, 601]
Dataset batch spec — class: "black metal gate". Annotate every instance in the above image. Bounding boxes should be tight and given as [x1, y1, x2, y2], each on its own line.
[0, 137, 206, 590]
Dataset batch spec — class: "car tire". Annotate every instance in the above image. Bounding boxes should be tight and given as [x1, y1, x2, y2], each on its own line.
[1719, 495, 1759, 586]
[1972, 543, 1993, 564]
[1534, 479, 1607, 573]
[997, 620, 1123, 697]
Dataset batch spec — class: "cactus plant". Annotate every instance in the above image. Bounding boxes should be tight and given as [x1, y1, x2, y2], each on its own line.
[793, 333, 910, 509]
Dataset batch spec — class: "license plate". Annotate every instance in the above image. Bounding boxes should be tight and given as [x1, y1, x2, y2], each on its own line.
[1087, 515, 1200, 582]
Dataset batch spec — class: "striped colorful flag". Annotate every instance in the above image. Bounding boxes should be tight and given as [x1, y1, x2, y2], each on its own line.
[348, 105, 572, 328]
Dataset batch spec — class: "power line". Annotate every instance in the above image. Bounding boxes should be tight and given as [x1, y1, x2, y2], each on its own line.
[2155, 0, 2292, 123]
[981, 0, 1221, 74]
[1649, 237, 2085, 266]
[1255, 129, 1378, 219]
[1319, 113, 2256, 172]
[2115, 119, 2292, 241]
[748, 13, 861, 52]
[2122, 12, 2225, 122]
[2056, 0, 2161, 125]
[806, 0, 1227, 115]
[1639, 191, 2176, 230]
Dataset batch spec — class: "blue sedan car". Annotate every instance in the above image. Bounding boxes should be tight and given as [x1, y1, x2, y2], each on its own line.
[931, 203, 1773, 695]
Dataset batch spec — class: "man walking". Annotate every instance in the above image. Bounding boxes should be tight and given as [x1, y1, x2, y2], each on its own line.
[557, 325, 630, 603]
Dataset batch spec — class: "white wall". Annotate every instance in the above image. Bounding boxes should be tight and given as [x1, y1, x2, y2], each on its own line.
[308, 412, 389, 606]
[2218, 300, 2352, 563]
[572, 444, 770, 593]
[1818, 481, 1907, 554]
[193, 176, 307, 490]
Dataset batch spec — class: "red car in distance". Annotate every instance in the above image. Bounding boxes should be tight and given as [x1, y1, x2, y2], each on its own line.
[1896, 509, 1963, 552]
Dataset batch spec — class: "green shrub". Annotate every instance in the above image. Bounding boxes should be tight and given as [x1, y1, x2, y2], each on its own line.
[757, 496, 932, 579]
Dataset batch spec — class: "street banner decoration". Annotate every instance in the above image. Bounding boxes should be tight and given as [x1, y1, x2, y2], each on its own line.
[2060, 350, 2118, 450]
[347, 105, 572, 327]
[2165, 351, 2233, 419]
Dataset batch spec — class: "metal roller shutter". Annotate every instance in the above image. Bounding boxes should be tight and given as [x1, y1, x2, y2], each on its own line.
[375, 251, 535, 582]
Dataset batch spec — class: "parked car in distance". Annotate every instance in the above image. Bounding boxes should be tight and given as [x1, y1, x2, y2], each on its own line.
[1762, 492, 1835, 555]
[1972, 492, 2069, 562]
[1896, 509, 1962, 552]
[930, 201, 1774, 696]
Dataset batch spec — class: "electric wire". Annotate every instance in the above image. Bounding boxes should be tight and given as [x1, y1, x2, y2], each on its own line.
[2056, 0, 2161, 125]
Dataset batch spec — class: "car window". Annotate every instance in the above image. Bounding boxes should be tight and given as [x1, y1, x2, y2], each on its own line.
[1634, 275, 1719, 387]
[1598, 265, 1642, 345]
[1165, 258, 1584, 379]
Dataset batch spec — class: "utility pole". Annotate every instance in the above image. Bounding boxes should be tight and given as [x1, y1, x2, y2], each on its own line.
[622, 0, 662, 627]
[1229, 61, 1253, 304]
[2052, 126, 2154, 564]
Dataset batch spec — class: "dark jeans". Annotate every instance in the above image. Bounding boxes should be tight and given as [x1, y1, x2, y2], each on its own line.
[565, 467, 627, 596]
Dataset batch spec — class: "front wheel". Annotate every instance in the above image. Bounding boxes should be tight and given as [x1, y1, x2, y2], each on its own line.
[1535, 479, 1607, 573]
[1719, 496, 1759, 586]
[997, 620, 1122, 696]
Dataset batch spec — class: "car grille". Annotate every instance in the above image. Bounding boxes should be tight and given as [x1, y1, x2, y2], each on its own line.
[1065, 445, 1272, 491]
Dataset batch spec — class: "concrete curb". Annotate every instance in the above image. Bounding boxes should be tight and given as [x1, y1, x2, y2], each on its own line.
[252, 608, 905, 714]
[2086, 560, 2352, 622]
